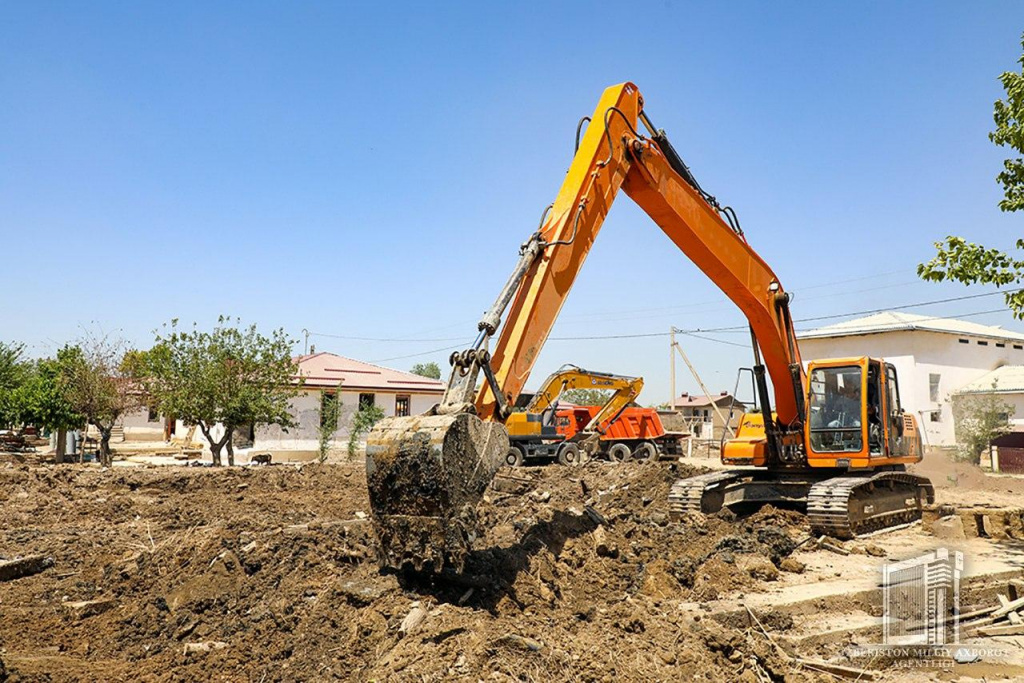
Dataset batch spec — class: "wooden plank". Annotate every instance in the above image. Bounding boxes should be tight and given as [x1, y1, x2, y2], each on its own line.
[993, 596, 1024, 619]
[959, 605, 999, 621]
[978, 623, 1024, 637]
[795, 658, 877, 681]
[1009, 612, 1023, 626]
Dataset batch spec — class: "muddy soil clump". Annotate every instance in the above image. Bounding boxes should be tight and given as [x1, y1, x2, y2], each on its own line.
[0, 461, 817, 681]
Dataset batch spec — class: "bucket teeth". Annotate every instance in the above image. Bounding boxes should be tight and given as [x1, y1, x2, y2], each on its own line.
[365, 413, 509, 572]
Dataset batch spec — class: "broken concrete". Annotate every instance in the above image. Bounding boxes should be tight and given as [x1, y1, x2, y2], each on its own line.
[0, 555, 53, 582]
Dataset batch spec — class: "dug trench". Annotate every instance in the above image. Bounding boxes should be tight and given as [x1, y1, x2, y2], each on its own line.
[0, 460, 1013, 681]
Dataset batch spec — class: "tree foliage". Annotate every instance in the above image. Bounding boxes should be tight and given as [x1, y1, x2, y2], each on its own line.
[140, 317, 298, 466]
[410, 362, 442, 380]
[10, 357, 82, 432]
[918, 237, 1024, 319]
[347, 402, 384, 458]
[0, 341, 29, 394]
[559, 388, 611, 407]
[951, 383, 1015, 463]
[992, 34, 1024, 212]
[918, 36, 1024, 317]
[60, 334, 142, 467]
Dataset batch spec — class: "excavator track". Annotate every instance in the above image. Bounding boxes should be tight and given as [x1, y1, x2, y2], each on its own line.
[667, 471, 744, 519]
[668, 469, 935, 538]
[807, 471, 935, 539]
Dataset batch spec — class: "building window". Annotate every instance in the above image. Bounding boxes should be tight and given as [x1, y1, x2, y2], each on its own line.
[147, 404, 159, 423]
[978, 341, 989, 346]
[703, 409, 709, 418]
[1016, 345, 1023, 351]
[997, 343, 1006, 348]
[929, 373, 941, 403]
[959, 339, 970, 344]
[359, 393, 375, 410]
[930, 411, 942, 423]
[320, 392, 338, 429]
[395, 395, 410, 417]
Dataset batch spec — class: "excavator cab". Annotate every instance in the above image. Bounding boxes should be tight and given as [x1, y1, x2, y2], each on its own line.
[804, 357, 922, 468]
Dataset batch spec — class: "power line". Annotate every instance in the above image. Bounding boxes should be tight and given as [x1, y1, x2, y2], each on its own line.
[694, 288, 1024, 334]
[328, 287, 1024, 358]
[369, 342, 469, 363]
[306, 270, 924, 340]
[309, 330, 466, 343]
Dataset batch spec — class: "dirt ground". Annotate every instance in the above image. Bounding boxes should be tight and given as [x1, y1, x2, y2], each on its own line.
[0, 452, 1021, 681]
[0, 459, 827, 682]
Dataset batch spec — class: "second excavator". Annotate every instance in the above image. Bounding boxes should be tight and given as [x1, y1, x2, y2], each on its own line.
[365, 82, 934, 572]
[504, 364, 643, 466]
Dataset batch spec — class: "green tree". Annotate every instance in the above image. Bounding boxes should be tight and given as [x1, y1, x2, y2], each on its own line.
[8, 356, 82, 463]
[60, 336, 142, 467]
[560, 388, 611, 406]
[410, 362, 442, 380]
[992, 33, 1024, 212]
[951, 382, 1015, 463]
[348, 402, 385, 458]
[918, 35, 1024, 317]
[0, 342, 28, 428]
[317, 390, 340, 463]
[141, 317, 299, 466]
[0, 341, 29, 395]
[918, 237, 1024, 319]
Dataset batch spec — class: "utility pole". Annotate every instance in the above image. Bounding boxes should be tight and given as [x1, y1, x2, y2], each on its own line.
[302, 329, 310, 356]
[671, 332, 736, 440]
[669, 326, 677, 408]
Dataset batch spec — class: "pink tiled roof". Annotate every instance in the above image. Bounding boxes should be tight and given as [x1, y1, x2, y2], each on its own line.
[294, 352, 445, 393]
[670, 392, 744, 408]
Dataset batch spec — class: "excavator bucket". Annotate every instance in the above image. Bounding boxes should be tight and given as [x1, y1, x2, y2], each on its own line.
[365, 412, 509, 572]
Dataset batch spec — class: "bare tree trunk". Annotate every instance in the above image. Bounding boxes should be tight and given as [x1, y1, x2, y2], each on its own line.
[55, 428, 67, 464]
[99, 425, 112, 468]
[225, 427, 235, 467]
[199, 422, 231, 466]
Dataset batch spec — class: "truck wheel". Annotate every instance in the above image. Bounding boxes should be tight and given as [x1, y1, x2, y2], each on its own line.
[633, 442, 658, 461]
[608, 443, 631, 463]
[557, 442, 582, 466]
[505, 446, 525, 467]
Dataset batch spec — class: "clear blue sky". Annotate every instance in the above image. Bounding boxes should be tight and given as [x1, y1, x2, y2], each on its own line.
[2, 1, 1022, 404]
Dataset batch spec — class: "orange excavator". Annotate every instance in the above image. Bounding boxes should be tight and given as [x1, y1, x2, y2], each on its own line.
[365, 83, 934, 572]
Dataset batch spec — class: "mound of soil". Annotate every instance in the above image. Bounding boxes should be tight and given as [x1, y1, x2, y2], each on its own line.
[0, 461, 815, 681]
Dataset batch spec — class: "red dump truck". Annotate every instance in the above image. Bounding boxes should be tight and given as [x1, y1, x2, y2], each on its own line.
[555, 405, 684, 461]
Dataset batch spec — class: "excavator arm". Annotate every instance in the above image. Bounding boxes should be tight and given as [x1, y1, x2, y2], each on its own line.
[478, 82, 803, 429]
[366, 82, 807, 572]
[524, 364, 643, 428]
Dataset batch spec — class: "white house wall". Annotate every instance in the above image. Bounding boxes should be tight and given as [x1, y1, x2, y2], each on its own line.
[118, 407, 164, 441]
[254, 389, 440, 452]
[798, 330, 1024, 446]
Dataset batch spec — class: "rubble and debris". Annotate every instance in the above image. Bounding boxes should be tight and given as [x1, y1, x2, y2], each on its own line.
[63, 598, 117, 620]
[0, 555, 53, 581]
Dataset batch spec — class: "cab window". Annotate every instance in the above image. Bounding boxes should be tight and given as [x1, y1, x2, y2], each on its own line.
[807, 366, 863, 453]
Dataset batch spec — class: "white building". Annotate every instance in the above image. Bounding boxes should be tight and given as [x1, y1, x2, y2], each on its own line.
[113, 351, 445, 461]
[952, 365, 1024, 430]
[254, 352, 444, 457]
[798, 312, 1024, 447]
